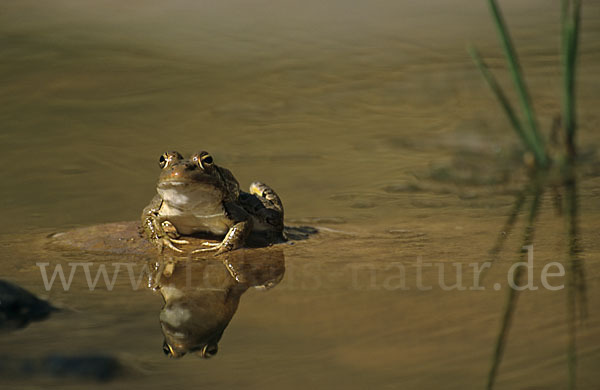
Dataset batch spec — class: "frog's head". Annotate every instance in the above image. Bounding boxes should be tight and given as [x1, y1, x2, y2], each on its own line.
[155, 151, 235, 209]
[157, 150, 220, 187]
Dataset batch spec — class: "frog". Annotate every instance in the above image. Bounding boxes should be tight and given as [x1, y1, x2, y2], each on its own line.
[141, 151, 285, 255]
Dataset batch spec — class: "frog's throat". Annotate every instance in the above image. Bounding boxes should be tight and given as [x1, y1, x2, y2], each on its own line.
[157, 186, 223, 210]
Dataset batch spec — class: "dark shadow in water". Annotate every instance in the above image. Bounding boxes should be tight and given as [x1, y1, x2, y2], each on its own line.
[485, 168, 587, 390]
[0, 283, 117, 382]
[0, 279, 58, 332]
[148, 248, 285, 359]
[0, 354, 122, 382]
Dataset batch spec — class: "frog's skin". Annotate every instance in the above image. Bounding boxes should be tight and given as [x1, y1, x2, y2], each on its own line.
[141, 151, 285, 255]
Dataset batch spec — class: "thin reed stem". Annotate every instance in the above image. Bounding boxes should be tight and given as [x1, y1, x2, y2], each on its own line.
[561, 0, 582, 159]
[486, 0, 548, 167]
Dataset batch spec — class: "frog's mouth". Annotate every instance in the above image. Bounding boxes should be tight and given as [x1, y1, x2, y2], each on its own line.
[158, 175, 219, 187]
[158, 181, 193, 190]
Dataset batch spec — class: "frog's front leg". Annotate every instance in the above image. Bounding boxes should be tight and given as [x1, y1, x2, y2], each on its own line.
[194, 221, 250, 255]
[192, 202, 252, 255]
[141, 196, 188, 253]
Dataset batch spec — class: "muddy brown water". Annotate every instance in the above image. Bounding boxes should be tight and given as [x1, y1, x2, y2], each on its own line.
[1, 1, 600, 389]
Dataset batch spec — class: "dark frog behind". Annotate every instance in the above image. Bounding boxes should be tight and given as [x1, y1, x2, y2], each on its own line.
[141, 151, 286, 255]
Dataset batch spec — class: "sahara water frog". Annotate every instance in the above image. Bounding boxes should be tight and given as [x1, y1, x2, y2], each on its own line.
[141, 151, 285, 254]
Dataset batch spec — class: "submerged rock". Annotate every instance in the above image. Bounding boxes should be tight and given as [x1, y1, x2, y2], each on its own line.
[46, 221, 317, 256]
[47, 221, 154, 255]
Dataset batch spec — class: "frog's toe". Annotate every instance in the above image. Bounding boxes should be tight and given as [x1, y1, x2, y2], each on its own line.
[192, 241, 222, 253]
[162, 238, 185, 253]
[200, 241, 221, 247]
[191, 242, 232, 255]
[169, 238, 189, 244]
[191, 246, 219, 254]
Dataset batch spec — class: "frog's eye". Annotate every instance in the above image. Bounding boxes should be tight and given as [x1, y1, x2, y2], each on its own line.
[193, 151, 214, 169]
[159, 151, 183, 169]
[159, 155, 168, 169]
[201, 154, 213, 165]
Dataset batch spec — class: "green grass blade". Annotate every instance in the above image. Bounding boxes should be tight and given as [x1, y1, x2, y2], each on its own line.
[468, 46, 535, 154]
[562, 0, 582, 158]
[561, 0, 573, 157]
[487, 0, 548, 167]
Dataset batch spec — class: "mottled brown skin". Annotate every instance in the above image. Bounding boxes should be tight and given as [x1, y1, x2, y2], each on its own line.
[141, 151, 284, 255]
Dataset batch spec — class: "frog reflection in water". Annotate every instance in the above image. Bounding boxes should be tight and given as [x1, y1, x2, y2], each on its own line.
[141, 151, 285, 255]
[150, 248, 285, 358]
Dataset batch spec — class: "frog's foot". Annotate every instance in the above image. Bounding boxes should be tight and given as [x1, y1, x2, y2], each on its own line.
[249, 181, 283, 213]
[169, 238, 190, 245]
[161, 221, 188, 243]
[160, 237, 186, 253]
[246, 182, 285, 238]
[192, 219, 250, 256]
[200, 241, 221, 248]
[159, 221, 190, 252]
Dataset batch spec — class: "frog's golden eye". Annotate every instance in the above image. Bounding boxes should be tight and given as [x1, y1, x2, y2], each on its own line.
[159, 151, 183, 169]
[159, 155, 168, 169]
[193, 151, 214, 169]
